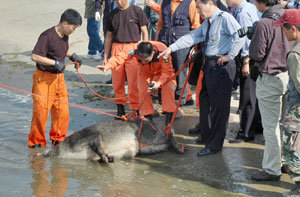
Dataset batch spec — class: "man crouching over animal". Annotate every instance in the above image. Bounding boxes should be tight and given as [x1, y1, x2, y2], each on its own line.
[97, 41, 180, 147]
[44, 116, 184, 163]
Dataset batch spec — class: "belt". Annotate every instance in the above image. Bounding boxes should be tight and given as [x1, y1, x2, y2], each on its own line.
[205, 56, 220, 62]
[261, 70, 287, 76]
[115, 42, 138, 44]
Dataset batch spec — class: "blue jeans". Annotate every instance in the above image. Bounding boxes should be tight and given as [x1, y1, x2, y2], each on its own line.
[171, 48, 190, 104]
[87, 18, 103, 55]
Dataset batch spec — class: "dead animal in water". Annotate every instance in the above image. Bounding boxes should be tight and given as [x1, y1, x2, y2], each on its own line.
[44, 117, 184, 163]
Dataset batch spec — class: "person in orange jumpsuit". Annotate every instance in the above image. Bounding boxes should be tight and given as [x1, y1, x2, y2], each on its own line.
[155, 0, 201, 106]
[97, 41, 178, 125]
[28, 9, 82, 148]
[103, 0, 149, 119]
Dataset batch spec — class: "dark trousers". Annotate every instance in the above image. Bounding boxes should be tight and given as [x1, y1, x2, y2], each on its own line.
[199, 59, 236, 151]
[239, 76, 258, 138]
[198, 73, 210, 134]
[171, 48, 190, 104]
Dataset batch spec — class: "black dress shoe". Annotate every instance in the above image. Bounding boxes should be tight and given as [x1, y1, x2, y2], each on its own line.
[174, 95, 194, 106]
[251, 170, 281, 181]
[105, 78, 112, 84]
[188, 123, 201, 135]
[184, 98, 194, 106]
[228, 137, 244, 143]
[281, 164, 289, 174]
[197, 148, 217, 157]
[196, 136, 206, 145]
[228, 133, 255, 143]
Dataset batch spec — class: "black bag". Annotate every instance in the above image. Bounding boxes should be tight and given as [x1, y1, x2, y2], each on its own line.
[188, 42, 205, 86]
[249, 59, 260, 81]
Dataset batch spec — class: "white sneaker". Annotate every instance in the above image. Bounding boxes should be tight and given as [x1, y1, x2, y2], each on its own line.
[82, 51, 102, 60]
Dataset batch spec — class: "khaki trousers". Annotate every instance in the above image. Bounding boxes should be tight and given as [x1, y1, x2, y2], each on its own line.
[256, 72, 288, 175]
[111, 42, 139, 110]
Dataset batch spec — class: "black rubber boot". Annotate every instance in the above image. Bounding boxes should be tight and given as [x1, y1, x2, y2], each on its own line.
[115, 104, 125, 120]
[158, 88, 162, 105]
[29, 144, 41, 148]
[144, 114, 153, 121]
[165, 112, 173, 127]
[52, 140, 59, 146]
[164, 112, 184, 154]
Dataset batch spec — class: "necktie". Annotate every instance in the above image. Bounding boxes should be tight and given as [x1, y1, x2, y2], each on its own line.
[205, 19, 211, 47]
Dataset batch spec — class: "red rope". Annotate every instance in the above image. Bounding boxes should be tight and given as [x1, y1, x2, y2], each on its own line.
[1, 57, 195, 150]
[137, 118, 160, 152]
[71, 62, 128, 101]
[162, 54, 195, 139]
[0, 83, 123, 119]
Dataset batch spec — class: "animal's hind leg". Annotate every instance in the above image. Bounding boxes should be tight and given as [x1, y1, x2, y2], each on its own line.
[168, 134, 184, 154]
[89, 142, 109, 163]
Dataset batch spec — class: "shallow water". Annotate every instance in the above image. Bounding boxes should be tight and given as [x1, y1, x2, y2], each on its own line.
[0, 87, 234, 197]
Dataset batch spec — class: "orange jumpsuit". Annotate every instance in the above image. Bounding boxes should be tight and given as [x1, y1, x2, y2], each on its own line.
[110, 43, 139, 110]
[105, 41, 177, 116]
[28, 69, 69, 147]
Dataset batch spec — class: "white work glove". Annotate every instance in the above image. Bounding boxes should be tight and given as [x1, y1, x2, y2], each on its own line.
[95, 11, 101, 21]
[145, 0, 154, 7]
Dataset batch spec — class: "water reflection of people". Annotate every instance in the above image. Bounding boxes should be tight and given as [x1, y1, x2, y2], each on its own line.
[29, 150, 69, 197]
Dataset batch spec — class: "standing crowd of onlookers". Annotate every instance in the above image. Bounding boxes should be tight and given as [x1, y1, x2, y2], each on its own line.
[28, 0, 300, 195]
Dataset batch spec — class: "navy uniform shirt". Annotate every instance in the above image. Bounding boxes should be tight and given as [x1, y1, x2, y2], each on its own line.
[170, 8, 244, 60]
[234, 0, 260, 58]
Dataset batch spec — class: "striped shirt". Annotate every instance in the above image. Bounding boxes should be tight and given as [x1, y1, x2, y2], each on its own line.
[249, 5, 291, 75]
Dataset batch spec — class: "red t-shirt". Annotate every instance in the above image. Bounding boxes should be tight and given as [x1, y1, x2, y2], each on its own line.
[32, 26, 69, 72]
[106, 5, 149, 43]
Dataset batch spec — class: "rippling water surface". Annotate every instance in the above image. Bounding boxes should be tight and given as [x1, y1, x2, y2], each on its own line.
[0, 87, 232, 197]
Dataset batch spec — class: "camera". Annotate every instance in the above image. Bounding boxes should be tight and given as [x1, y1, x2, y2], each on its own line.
[237, 22, 258, 40]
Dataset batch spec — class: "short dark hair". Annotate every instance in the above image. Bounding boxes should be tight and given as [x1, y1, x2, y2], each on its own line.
[254, 0, 278, 7]
[60, 9, 82, 26]
[137, 42, 154, 58]
[283, 23, 300, 31]
[198, 0, 217, 5]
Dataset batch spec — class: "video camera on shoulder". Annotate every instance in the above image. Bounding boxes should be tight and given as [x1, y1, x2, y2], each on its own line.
[237, 21, 258, 40]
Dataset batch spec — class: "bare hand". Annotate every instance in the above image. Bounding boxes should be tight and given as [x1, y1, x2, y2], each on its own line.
[157, 47, 172, 59]
[217, 55, 230, 66]
[103, 57, 108, 65]
[241, 63, 250, 77]
[96, 65, 109, 72]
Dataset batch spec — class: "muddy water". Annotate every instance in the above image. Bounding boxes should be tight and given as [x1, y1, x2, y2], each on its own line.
[0, 87, 234, 197]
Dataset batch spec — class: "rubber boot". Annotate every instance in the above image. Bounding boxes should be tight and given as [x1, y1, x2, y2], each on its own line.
[165, 112, 173, 127]
[158, 88, 162, 105]
[115, 104, 125, 120]
[144, 114, 153, 121]
[165, 112, 184, 154]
